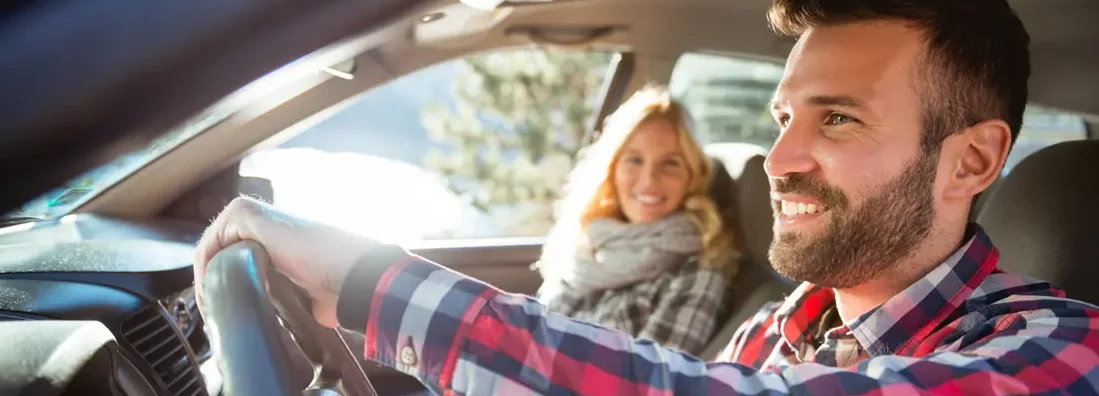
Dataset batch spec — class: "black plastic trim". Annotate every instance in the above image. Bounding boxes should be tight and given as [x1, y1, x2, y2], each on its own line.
[586, 51, 636, 145]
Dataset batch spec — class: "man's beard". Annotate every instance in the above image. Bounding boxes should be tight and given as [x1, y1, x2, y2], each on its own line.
[768, 153, 937, 288]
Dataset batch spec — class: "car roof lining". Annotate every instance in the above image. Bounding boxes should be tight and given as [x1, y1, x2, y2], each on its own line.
[76, 0, 1099, 219]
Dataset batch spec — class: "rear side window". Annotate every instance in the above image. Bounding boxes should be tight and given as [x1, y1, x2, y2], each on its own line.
[669, 52, 1088, 173]
[669, 52, 785, 149]
[1004, 105, 1088, 174]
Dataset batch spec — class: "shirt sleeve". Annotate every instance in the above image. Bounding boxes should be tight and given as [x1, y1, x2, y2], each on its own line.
[335, 243, 408, 334]
[635, 264, 725, 355]
[340, 252, 1099, 395]
[534, 278, 584, 319]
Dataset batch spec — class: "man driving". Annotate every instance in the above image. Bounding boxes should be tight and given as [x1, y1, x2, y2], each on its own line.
[193, 0, 1099, 394]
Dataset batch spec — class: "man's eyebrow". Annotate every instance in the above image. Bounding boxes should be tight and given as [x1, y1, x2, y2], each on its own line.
[808, 95, 866, 108]
[770, 95, 867, 111]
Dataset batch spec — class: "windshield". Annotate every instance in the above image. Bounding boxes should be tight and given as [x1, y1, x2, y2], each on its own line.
[3, 53, 335, 222]
[4, 112, 229, 220]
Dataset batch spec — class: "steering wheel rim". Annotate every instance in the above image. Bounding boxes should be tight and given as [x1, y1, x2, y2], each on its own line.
[201, 240, 377, 396]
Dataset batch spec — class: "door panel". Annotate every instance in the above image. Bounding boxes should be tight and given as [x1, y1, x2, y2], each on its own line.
[410, 241, 544, 295]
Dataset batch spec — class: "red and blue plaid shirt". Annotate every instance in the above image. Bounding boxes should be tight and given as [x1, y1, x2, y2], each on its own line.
[338, 224, 1099, 395]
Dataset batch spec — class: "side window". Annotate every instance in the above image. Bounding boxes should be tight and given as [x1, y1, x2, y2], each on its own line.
[1005, 105, 1088, 174]
[668, 52, 785, 149]
[241, 48, 616, 244]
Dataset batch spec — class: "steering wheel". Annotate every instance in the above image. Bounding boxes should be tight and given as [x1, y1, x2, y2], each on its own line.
[201, 241, 379, 396]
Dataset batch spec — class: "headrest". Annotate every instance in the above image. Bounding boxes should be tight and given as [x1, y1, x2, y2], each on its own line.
[706, 143, 774, 272]
[977, 140, 1099, 305]
[970, 176, 1002, 222]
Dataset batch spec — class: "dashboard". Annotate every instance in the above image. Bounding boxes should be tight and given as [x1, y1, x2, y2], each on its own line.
[0, 214, 218, 396]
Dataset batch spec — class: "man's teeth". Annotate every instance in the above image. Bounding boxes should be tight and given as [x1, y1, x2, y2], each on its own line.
[780, 200, 825, 216]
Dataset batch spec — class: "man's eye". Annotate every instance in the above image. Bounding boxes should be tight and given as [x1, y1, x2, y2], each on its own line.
[825, 113, 854, 126]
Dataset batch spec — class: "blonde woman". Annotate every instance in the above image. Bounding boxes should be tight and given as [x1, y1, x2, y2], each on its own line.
[535, 85, 737, 355]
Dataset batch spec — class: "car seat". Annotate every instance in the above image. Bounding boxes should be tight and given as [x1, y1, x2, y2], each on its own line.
[699, 143, 795, 360]
[977, 140, 1099, 305]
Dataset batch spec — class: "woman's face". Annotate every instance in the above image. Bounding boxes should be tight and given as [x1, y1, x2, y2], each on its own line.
[613, 119, 691, 224]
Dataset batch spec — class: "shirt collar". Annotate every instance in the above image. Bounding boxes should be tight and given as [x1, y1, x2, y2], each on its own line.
[773, 223, 1000, 357]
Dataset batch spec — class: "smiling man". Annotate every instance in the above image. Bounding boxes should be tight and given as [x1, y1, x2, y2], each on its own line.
[194, 0, 1099, 394]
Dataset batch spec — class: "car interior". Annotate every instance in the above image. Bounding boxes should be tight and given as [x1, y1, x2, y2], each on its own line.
[1, 0, 1097, 394]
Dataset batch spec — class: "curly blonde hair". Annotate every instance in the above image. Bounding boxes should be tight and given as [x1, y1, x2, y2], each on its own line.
[542, 85, 736, 277]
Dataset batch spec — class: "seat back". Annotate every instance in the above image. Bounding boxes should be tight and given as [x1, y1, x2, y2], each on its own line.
[977, 140, 1099, 305]
[706, 143, 778, 273]
[970, 176, 1002, 222]
[699, 143, 794, 360]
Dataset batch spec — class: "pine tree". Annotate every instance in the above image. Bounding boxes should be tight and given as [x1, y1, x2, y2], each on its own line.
[421, 48, 613, 236]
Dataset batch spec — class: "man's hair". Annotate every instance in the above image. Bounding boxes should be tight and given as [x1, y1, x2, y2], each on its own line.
[768, 0, 1031, 153]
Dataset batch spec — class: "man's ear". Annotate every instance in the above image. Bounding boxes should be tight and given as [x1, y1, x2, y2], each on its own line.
[942, 119, 1012, 201]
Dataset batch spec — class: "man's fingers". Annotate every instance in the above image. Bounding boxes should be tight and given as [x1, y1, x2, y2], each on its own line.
[193, 216, 223, 317]
[312, 299, 339, 329]
[193, 199, 251, 316]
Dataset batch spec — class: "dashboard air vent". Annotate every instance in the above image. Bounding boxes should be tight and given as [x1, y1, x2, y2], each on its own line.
[121, 306, 207, 396]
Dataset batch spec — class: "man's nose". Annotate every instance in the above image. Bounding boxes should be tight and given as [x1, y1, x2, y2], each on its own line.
[765, 121, 817, 178]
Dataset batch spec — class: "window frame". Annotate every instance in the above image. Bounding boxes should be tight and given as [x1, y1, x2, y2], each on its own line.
[585, 52, 637, 146]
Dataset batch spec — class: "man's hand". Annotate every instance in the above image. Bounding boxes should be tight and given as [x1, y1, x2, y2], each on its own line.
[193, 197, 376, 327]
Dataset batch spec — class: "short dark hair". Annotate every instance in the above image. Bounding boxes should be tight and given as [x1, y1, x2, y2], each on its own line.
[768, 0, 1031, 153]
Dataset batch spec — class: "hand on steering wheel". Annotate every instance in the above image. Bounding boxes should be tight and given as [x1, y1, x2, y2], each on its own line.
[193, 197, 374, 327]
[196, 197, 380, 395]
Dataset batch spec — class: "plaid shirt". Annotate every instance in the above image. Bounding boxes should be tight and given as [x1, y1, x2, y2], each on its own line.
[337, 224, 1099, 395]
[538, 256, 726, 355]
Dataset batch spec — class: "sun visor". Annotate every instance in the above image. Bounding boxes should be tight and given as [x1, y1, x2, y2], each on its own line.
[413, 3, 513, 48]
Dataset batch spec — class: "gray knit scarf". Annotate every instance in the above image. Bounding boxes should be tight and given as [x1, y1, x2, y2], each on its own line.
[542, 212, 703, 295]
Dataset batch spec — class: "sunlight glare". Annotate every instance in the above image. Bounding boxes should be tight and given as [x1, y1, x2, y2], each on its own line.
[240, 148, 483, 244]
